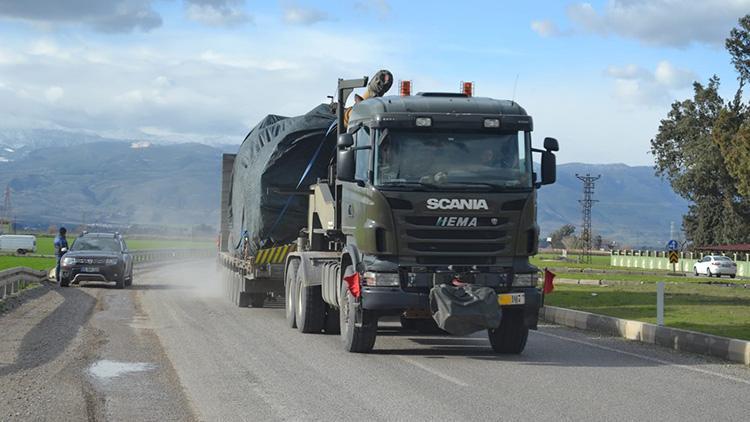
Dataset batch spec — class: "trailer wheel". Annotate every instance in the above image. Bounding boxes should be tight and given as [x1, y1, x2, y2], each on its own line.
[296, 280, 325, 334]
[324, 305, 340, 334]
[285, 259, 300, 328]
[250, 293, 265, 308]
[488, 310, 528, 354]
[339, 268, 377, 353]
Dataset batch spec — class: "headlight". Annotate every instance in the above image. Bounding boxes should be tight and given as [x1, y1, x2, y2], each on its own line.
[363, 271, 400, 287]
[61, 257, 76, 266]
[513, 273, 538, 287]
[105, 258, 119, 266]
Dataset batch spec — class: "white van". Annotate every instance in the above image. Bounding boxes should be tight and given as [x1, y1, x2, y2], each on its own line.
[0, 235, 37, 254]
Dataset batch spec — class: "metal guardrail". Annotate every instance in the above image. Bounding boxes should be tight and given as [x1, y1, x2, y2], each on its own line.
[0, 267, 47, 301]
[130, 248, 215, 264]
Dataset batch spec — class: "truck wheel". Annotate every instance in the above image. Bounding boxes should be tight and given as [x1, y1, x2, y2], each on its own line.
[59, 278, 70, 288]
[324, 305, 340, 334]
[339, 274, 377, 353]
[488, 310, 528, 354]
[17, 248, 26, 255]
[296, 280, 325, 334]
[285, 259, 300, 328]
[250, 293, 265, 308]
[115, 276, 125, 289]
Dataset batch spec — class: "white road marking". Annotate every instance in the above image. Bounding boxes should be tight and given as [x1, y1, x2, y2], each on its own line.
[398, 356, 469, 387]
[535, 330, 750, 386]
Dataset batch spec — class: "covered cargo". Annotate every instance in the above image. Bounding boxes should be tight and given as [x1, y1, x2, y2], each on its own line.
[228, 104, 337, 254]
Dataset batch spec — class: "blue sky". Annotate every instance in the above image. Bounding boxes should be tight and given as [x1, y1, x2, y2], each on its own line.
[0, 0, 747, 165]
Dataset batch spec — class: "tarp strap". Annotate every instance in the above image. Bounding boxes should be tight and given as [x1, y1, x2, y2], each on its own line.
[261, 122, 338, 248]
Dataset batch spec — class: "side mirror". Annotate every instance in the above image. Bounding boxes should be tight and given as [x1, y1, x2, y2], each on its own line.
[541, 151, 556, 185]
[337, 148, 356, 182]
[338, 133, 354, 150]
[543, 137, 559, 152]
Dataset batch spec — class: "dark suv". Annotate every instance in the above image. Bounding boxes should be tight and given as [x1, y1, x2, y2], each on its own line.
[59, 232, 133, 289]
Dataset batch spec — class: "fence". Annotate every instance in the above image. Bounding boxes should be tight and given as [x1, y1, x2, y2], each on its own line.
[0, 267, 47, 300]
[610, 250, 750, 277]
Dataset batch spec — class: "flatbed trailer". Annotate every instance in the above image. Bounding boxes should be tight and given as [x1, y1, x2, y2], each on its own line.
[217, 244, 295, 307]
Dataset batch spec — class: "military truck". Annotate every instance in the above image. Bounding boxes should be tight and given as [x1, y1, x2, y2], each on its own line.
[219, 73, 558, 353]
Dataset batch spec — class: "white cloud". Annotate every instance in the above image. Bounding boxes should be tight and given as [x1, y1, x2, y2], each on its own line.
[605, 61, 696, 105]
[185, 0, 251, 27]
[567, 0, 750, 47]
[282, 3, 332, 25]
[44, 86, 64, 103]
[531, 20, 562, 37]
[353, 0, 391, 19]
[0, 0, 162, 33]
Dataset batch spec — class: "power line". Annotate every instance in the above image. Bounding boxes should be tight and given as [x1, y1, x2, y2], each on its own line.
[576, 173, 601, 264]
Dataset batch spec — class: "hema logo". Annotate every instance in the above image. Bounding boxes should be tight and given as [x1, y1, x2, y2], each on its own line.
[436, 216, 478, 227]
[426, 198, 489, 210]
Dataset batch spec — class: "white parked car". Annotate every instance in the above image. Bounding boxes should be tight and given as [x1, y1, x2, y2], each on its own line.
[0, 234, 37, 254]
[693, 255, 737, 278]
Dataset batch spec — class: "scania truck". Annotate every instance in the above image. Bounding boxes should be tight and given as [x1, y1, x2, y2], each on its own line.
[219, 73, 558, 353]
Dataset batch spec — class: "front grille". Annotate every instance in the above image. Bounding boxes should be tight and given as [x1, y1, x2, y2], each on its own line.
[404, 216, 509, 227]
[406, 229, 506, 240]
[408, 242, 505, 253]
[76, 257, 108, 265]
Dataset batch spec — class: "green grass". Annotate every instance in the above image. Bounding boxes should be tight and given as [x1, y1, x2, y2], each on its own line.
[555, 272, 706, 284]
[0, 256, 55, 271]
[532, 253, 616, 270]
[33, 235, 213, 255]
[545, 283, 750, 340]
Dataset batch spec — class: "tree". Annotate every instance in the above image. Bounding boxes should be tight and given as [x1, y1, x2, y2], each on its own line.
[651, 16, 750, 246]
[550, 224, 576, 249]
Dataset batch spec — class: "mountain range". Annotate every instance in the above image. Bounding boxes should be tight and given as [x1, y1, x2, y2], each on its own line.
[0, 130, 687, 247]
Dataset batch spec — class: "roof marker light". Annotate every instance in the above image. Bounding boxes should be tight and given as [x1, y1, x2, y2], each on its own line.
[461, 81, 474, 97]
[484, 118, 500, 128]
[415, 117, 432, 127]
[400, 80, 412, 96]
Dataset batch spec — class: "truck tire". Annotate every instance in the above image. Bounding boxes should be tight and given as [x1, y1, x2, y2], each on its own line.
[324, 305, 340, 334]
[250, 293, 265, 308]
[17, 248, 26, 255]
[59, 278, 70, 288]
[488, 310, 528, 354]
[339, 272, 377, 353]
[238, 292, 251, 307]
[296, 281, 326, 334]
[115, 275, 125, 289]
[285, 259, 300, 329]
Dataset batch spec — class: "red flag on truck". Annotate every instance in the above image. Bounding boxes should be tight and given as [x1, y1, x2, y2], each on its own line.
[543, 268, 556, 294]
[343, 271, 361, 298]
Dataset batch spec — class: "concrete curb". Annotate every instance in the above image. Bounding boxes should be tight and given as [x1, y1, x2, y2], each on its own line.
[540, 306, 750, 366]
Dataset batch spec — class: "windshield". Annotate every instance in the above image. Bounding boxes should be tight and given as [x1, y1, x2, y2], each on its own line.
[71, 237, 121, 252]
[714, 256, 732, 261]
[375, 130, 531, 190]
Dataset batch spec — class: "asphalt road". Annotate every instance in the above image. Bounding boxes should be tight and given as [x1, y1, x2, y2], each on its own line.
[2, 260, 750, 421]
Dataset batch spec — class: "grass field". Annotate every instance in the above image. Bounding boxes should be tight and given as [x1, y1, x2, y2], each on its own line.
[33, 235, 213, 255]
[531, 253, 617, 270]
[2, 236, 214, 271]
[0, 256, 55, 271]
[545, 283, 750, 340]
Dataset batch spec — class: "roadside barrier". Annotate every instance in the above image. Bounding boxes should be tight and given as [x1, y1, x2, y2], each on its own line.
[130, 248, 215, 265]
[0, 267, 47, 300]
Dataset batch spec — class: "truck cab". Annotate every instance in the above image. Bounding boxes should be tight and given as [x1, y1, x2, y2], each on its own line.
[286, 79, 558, 354]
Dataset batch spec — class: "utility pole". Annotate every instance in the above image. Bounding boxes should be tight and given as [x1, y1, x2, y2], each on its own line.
[576, 173, 601, 264]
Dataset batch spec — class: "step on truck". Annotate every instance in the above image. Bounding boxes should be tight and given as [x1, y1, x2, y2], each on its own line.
[219, 71, 558, 353]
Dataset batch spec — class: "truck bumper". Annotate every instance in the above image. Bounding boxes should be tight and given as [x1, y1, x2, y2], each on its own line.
[361, 286, 541, 329]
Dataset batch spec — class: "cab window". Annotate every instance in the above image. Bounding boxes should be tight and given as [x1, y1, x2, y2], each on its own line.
[354, 126, 371, 182]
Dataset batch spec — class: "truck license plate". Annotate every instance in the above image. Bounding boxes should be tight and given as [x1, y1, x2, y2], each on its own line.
[81, 266, 99, 273]
[498, 293, 525, 306]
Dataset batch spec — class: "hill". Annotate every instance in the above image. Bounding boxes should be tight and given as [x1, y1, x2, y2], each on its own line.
[538, 163, 688, 247]
[0, 137, 687, 246]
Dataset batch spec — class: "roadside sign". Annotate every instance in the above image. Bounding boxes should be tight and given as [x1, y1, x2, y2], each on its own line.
[667, 240, 678, 250]
[668, 250, 679, 264]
